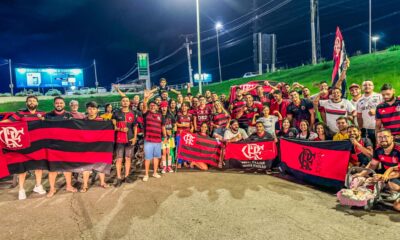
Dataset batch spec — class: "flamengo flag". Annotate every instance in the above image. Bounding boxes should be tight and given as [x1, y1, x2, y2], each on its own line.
[280, 138, 352, 189]
[229, 81, 272, 103]
[332, 26, 348, 97]
[177, 131, 221, 167]
[0, 121, 31, 150]
[225, 140, 277, 169]
[0, 149, 10, 178]
[4, 120, 115, 175]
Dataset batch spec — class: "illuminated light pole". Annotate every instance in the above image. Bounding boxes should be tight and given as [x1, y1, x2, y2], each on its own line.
[372, 36, 379, 52]
[196, 0, 203, 94]
[215, 22, 223, 82]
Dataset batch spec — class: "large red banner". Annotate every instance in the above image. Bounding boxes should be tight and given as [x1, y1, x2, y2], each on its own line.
[229, 81, 273, 103]
[225, 140, 277, 169]
[280, 138, 351, 188]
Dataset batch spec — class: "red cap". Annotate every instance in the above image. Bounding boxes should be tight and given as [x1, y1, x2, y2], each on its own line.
[160, 101, 168, 108]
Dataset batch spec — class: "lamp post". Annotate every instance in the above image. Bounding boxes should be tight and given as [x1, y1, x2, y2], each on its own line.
[369, 0, 372, 54]
[372, 36, 379, 52]
[196, 0, 203, 94]
[215, 22, 223, 83]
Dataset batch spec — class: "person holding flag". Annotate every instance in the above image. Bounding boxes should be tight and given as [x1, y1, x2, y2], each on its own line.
[332, 26, 350, 98]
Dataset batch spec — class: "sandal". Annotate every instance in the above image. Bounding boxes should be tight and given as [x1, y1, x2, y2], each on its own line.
[100, 183, 110, 189]
[46, 189, 57, 198]
[79, 187, 88, 193]
[66, 187, 78, 193]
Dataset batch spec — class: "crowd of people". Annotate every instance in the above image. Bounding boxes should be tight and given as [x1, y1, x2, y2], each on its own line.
[3, 77, 400, 211]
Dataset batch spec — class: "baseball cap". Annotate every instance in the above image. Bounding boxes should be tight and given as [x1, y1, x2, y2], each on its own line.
[349, 83, 360, 90]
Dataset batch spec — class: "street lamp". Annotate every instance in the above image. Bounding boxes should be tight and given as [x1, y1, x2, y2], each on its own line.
[215, 22, 223, 83]
[196, 0, 203, 94]
[372, 36, 379, 52]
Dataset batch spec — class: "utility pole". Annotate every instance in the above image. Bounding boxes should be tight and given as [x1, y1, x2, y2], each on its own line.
[184, 35, 194, 86]
[252, 0, 260, 72]
[8, 59, 14, 96]
[310, 0, 317, 65]
[196, 0, 202, 94]
[93, 59, 99, 93]
[369, 0, 372, 54]
[316, 0, 321, 62]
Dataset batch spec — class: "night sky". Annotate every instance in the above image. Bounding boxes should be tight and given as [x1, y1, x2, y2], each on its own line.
[0, 0, 399, 93]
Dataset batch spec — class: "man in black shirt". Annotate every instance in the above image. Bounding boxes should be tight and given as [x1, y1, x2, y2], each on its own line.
[248, 122, 274, 141]
[45, 97, 75, 197]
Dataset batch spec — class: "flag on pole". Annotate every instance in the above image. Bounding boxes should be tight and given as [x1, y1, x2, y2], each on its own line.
[331, 26, 349, 97]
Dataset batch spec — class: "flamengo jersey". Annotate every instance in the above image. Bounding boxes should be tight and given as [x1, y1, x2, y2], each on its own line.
[112, 109, 137, 144]
[194, 106, 211, 130]
[8, 109, 46, 122]
[230, 98, 246, 120]
[176, 112, 192, 134]
[376, 98, 400, 136]
[356, 93, 383, 130]
[162, 112, 176, 132]
[144, 111, 164, 143]
[373, 143, 400, 169]
[45, 111, 73, 120]
[212, 112, 230, 128]
[319, 99, 355, 132]
[242, 102, 263, 126]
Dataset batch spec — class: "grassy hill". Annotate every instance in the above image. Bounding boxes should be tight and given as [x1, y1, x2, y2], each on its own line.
[194, 48, 400, 96]
[0, 48, 399, 113]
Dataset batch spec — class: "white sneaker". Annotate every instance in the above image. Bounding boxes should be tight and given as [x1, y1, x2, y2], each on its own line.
[161, 167, 167, 174]
[142, 175, 149, 182]
[167, 167, 174, 173]
[18, 189, 26, 200]
[387, 192, 400, 201]
[152, 173, 161, 179]
[33, 185, 46, 195]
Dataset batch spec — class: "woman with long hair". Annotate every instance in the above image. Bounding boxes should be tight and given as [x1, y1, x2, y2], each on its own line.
[100, 103, 113, 120]
[211, 100, 230, 140]
[314, 122, 331, 141]
[169, 99, 178, 118]
[296, 120, 318, 140]
[276, 118, 298, 138]
[190, 122, 211, 171]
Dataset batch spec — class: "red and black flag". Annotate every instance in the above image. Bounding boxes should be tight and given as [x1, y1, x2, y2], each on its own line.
[280, 138, 352, 189]
[177, 131, 221, 167]
[331, 26, 349, 97]
[225, 140, 277, 169]
[4, 120, 115, 175]
[229, 81, 272, 103]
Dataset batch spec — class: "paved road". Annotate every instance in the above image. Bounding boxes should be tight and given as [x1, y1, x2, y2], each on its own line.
[0, 171, 398, 240]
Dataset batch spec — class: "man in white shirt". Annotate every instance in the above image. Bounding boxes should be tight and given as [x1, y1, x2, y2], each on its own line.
[314, 87, 356, 133]
[224, 119, 248, 142]
[357, 80, 383, 146]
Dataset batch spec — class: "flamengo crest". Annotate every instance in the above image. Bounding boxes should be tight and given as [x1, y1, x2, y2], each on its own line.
[183, 133, 195, 146]
[242, 144, 264, 160]
[0, 126, 25, 149]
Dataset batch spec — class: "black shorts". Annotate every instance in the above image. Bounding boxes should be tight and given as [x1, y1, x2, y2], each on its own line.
[115, 143, 134, 159]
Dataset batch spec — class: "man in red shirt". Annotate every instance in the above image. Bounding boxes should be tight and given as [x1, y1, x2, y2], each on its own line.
[142, 91, 166, 182]
[229, 88, 247, 128]
[193, 96, 211, 132]
[5, 96, 47, 200]
[270, 90, 290, 120]
[237, 94, 263, 135]
[376, 83, 400, 143]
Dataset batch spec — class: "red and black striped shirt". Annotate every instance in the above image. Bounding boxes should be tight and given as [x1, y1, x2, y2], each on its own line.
[144, 111, 165, 143]
[373, 143, 400, 169]
[376, 99, 400, 136]
[230, 98, 246, 125]
[112, 110, 137, 144]
[176, 111, 192, 134]
[212, 112, 230, 128]
[194, 106, 211, 131]
[9, 109, 46, 122]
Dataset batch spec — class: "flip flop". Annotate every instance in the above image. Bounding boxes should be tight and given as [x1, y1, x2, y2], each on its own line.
[100, 183, 110, 189]
[79, 187, 88, 193]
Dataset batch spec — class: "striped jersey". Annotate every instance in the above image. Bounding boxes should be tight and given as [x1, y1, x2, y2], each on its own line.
[8, 109, 46, 122]
[373, 143, 400, 169]
[144, 111, 164, 143]
[212, 112, 230, 128]
[319, 99, 355, 132]
[376, 99, 400, 137]
[176, 111, 192, 134]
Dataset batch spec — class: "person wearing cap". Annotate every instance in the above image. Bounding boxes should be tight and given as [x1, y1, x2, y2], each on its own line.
[356, 80, 383, 146]
[349, 83, 362, 126]
[160, 101, 176, 173]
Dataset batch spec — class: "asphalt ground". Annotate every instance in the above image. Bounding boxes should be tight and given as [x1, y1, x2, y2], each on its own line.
[0, 170, 398, 240]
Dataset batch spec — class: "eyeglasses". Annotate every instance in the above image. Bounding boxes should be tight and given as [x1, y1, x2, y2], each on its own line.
[378, 136, 391, 140]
